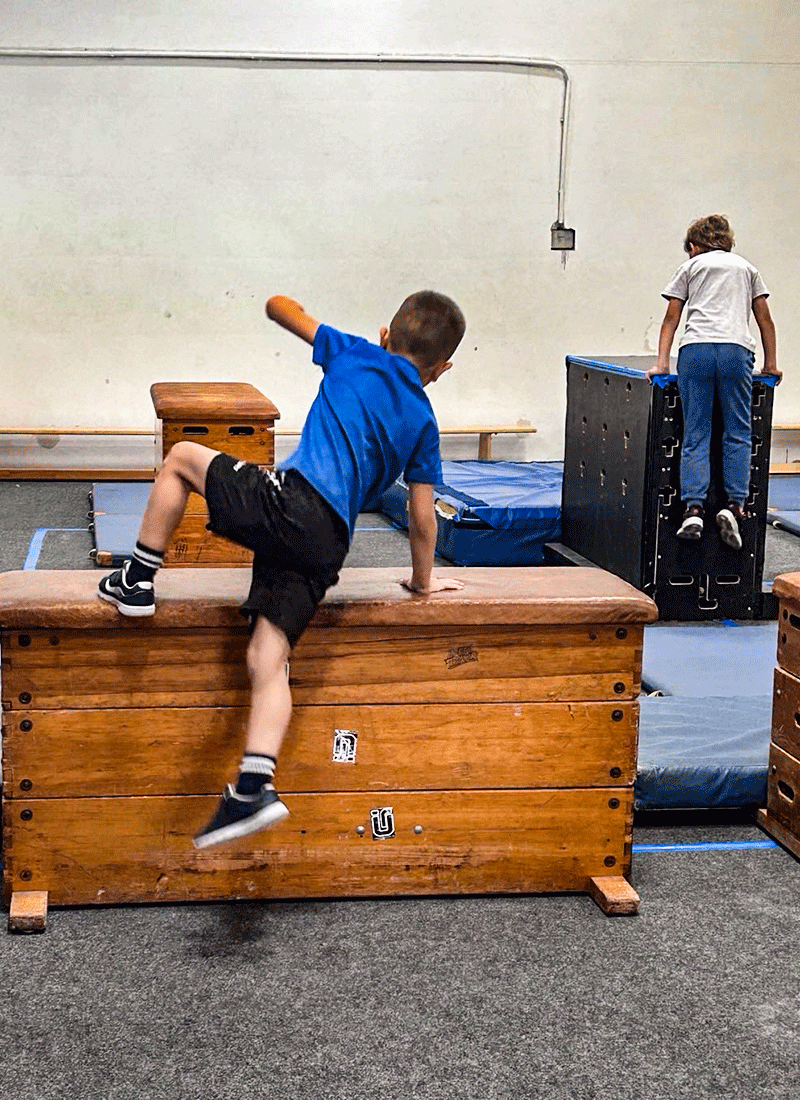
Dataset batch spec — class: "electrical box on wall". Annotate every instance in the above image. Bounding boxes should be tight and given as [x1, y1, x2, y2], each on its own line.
[551, 222, 576, 250]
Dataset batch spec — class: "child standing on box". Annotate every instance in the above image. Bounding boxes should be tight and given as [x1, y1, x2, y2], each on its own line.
[647, 214, 780, 548]
[98, 290, 466, 848]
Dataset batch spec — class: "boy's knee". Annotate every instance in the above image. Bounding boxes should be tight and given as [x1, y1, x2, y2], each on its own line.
[247, 617, 290, 681]
[164, 441, 195, 470]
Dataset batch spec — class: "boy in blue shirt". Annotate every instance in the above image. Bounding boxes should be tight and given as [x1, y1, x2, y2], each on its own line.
[98, 290, 466, 847]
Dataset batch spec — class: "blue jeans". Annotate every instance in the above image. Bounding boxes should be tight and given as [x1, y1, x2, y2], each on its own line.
[676, 342, 754, 509]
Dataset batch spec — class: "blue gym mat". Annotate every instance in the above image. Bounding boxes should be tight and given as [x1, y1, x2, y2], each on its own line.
[636, 695, 772, 809]
[91, 482, 152, 566]
[637, 620, 776, 809]
[641, 621, 777, 697]
[767, 472, 800, 535]
[379, 460, 563, 565]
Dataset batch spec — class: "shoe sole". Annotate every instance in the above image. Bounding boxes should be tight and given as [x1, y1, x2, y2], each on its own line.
[192, 799, 290, 849]
[716, 511, 743, 550]
[98, 588, 156, 617]
[676, 521, 703, 540]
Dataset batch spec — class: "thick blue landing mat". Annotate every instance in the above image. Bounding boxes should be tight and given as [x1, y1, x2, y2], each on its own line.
[768, 473, 800, 510]
[767, 473, 800, 535]
[379, 460, 563, 565]
[641, 621, 776, 697]
[636, 695, 771, 809]
[91, 482, 152, 565]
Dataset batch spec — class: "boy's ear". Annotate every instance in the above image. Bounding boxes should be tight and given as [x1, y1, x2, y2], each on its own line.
[431, 360, 452, 382]
[379, 326, 389, 349]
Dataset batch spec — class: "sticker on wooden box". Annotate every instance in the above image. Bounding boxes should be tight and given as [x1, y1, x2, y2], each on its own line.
[370, 806, 395, 840]
[332, 729, 358, 764]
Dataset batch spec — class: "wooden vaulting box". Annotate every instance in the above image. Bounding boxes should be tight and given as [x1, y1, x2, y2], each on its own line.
[759, 572, 800, 858]
[1, 566, 657, 931]
[150, 382, 280, 567]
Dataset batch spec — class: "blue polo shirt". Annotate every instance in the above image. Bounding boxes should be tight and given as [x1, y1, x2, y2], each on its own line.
[280, 324, 442, 538]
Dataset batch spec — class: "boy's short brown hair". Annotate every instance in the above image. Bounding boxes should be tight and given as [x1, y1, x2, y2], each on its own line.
[388, 290, 466, 369]
[684, 214, 735, 254]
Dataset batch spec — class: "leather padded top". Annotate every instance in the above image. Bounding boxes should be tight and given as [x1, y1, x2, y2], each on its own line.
[0, 567, 658, 630]
[150, 383, 280, 422]
[772, 572, 800, 603]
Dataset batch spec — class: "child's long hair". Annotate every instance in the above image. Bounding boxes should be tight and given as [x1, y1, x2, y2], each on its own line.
[684, 214, 735, 254]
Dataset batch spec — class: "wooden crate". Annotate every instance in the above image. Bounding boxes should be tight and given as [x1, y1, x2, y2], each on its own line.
[759, 573, 800, 859]
[150, 382, 280, 567]
[1, 566, 657, 930]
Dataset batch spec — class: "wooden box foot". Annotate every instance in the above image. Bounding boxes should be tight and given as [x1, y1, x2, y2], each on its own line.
[757, 807, 800, 861]
[588, 876, 639, 915]
[8, 891, 48, 933]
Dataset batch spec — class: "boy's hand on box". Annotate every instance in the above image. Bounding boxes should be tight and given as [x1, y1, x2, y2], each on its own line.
[401, 577, 465, 594]
[645, 364, 670, 383]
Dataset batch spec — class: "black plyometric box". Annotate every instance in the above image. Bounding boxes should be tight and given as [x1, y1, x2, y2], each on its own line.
[561, 355, 775, 620]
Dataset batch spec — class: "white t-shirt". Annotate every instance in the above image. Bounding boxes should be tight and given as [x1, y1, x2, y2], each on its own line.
[662, 250, 769, 352]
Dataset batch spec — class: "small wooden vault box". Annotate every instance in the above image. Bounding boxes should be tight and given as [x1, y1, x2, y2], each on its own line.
[1, 566, 657, 931]
[759, 573, 800, 858]
[150, 382, 280, 567]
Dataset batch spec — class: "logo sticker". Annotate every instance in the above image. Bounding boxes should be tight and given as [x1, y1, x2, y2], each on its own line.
[332, 729, 358, 764]
[370, 806, 395, 840]
[444, 645, 478, 670]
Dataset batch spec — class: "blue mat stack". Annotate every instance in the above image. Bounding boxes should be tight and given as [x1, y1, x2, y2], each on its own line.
[379, 460, 562, 565]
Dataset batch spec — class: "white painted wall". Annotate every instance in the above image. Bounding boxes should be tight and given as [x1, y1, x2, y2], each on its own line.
[2, 2, 799, 467]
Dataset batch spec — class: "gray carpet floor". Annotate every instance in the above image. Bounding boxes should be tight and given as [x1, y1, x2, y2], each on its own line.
[1, 481, 799, 1100]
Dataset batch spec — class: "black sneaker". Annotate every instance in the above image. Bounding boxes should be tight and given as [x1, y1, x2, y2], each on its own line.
[193, 783, 289, 849]
[98, 561, 155, 617]
[716, 503, 745, 550]
[677, 505, 704, 540]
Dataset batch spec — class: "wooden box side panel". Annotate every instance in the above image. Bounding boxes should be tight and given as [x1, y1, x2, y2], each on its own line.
[777, 601, 800, 679]
[2, 789, 633, 907]
[3, 701, 638, 798]
[164, 518, 253, 567]
[773, 667, 800, 759]
[3, 625, 642, 710]
[765, 742, 800, 839]
[161, 425, 274, 465]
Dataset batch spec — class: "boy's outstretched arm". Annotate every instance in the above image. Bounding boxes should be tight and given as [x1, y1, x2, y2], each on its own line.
[645, 297, 684, 381]
[266, 295, 320, 345]
[402, 482, 464, 594]
[752, 295, 781, 381]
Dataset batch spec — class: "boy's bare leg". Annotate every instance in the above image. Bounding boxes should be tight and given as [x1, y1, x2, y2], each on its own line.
[98, 441, 220, 616]
[193, 615, 292, 848]
[244, 615, 293, 758]
[137, 440, 219, 552]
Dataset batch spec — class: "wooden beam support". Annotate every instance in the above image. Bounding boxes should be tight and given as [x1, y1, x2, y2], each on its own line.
[588, 876, 640, 915]
[8, 890, 48, 933]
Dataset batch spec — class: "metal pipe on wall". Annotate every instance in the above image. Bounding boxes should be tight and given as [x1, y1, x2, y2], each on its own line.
[0, 47, 571, 229]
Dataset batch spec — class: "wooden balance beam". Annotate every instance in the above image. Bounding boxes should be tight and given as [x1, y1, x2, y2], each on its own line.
[0, 424, 537, 479]
[0, 566, 656, 931]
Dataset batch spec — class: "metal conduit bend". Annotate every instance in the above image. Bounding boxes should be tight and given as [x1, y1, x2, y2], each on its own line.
[0, 47, 571, 229]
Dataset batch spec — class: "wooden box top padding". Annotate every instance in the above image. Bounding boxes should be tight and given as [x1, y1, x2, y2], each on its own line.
[0, 567, 657, 631]
[150, 383, 280, 422]
[773, 573, 800, 603]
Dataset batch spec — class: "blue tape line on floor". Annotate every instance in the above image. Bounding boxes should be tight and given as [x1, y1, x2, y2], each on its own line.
[633, 839, 778, 853]
[24, 527, 86, 570]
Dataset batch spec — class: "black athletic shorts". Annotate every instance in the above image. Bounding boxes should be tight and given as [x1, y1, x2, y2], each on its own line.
[204, 452, 350, 647]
